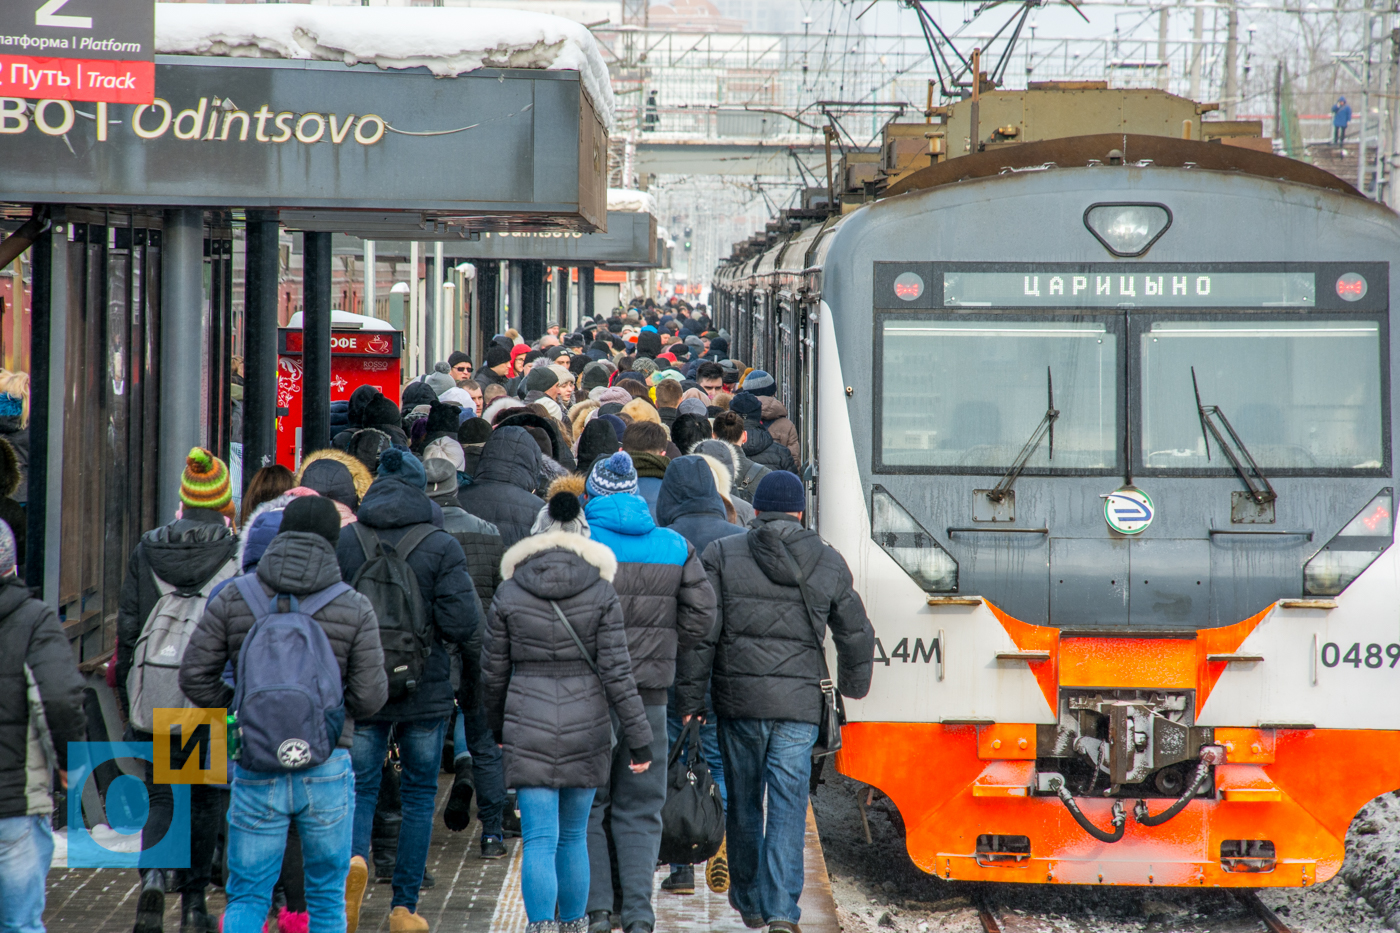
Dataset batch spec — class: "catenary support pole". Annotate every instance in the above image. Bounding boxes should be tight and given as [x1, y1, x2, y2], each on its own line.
[580, 266, 596, 323]
[302, 230, 333, 459]
[363, 239, 376, 317]
[159, 208, 206, 524]
[29, 209, 64, 603]
[243, 210, 280, 493]
[519, 260, 546, 342]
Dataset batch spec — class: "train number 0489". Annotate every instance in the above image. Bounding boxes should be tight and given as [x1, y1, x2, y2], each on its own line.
[1319, 642, 1400, 669]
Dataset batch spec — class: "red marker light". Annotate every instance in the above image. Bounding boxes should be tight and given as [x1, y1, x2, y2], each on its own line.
[1362, 505, 1390, 531]
[894, 282, 922, 298]
[1338, 280, 1364, 296]
[1336, 273, 1367, 300]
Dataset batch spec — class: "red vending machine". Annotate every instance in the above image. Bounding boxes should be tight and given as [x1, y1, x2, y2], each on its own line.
[276, 311, 402, 470]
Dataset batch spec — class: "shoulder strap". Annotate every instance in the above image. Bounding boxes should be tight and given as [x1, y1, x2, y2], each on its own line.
[352, 522, 381, 562]
[740, 461, 764, 488]
[776, 541, 833, 682]
[297, 582, 354, 618]
[233, 574, 273, 622]
[549, 601, 602, 679]
[393, 524, 437, 562]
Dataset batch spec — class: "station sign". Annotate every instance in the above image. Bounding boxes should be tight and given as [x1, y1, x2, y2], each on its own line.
[0, 55, 609, 230]
[874, 263, 1389, 312]
[0, 0, 154, 104]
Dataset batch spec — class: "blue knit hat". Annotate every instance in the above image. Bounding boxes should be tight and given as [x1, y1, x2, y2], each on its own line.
[753, 470, 805, 513]
[376, 448, 427, 490]
[587, 451, 639, 498]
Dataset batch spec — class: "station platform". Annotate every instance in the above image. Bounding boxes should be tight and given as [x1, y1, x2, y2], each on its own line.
[41, 776, 840, 933]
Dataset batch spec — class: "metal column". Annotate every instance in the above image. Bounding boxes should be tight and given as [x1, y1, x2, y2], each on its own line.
[519, 260, 547, 342]
[243, 210, 280, 492]
[476, 260, 500, 363]
[580, 266, 596, 323]
[302, 230, 333, 458]
[159, 208, 205, 523]
[363, 239, 376, 317]
[28, 210, 65, 601]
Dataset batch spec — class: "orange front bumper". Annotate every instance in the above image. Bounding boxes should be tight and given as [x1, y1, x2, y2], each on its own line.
[836, 721, 1400, 886]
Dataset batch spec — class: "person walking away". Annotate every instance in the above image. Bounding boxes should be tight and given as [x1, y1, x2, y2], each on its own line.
[1333, 96, 1352, 146]
[580, 454, 715, 933]
[178, 496, 389, 933]
[457, 426, 545, 547]
[422, 458, 510, 858]
[116, 448, 240, 933]
[710, 413, 771, 506]
[482, 491, 654, 933]
[337, 451, 483, 932]
[620, 422, 670, 520]
[676, 471, 874, 933]
[0, 519, 84, 933]
[654, 458, 744, 895]
[727, 394, 796, 475]
[738, 372, 800, 465]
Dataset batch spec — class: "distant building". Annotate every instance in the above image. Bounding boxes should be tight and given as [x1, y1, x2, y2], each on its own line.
[647, 0, 746, 32]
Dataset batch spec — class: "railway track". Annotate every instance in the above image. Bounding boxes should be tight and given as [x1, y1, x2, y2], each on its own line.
[973, 887, 1299, 933]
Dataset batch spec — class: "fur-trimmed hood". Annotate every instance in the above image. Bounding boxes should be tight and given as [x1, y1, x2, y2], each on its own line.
[297, 447, 374, 501]
[501, 530, 617, 585]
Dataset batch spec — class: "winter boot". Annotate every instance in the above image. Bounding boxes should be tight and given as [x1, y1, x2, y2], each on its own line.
[133, 868, 168, 933]
[179, 888, 216, 933]
[705, 836, 730, 893]
[388, 906, 429, 932]
[586, 910, 613, 933]
[345, 855, 369, 933]
[442, 757, 476, 832]
[661, 865, 695, 894]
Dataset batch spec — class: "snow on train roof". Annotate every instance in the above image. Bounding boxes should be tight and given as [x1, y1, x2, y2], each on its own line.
[607, 188, 656, 214]
[154, 3, 615, 132]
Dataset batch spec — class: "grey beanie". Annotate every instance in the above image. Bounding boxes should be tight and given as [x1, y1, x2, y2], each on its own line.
[426, 370, 456, 397]
[423, 456, 459, 501]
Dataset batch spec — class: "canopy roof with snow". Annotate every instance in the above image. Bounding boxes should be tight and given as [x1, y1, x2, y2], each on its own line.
[155, 3, 615, 132]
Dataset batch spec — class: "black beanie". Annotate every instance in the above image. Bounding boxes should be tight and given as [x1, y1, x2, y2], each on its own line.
[525, 367, 559, 393]
[448, 350, 471, 368]
[635, 331, 662, 358]
[578, 418, 622, 463]
[486, 346, 511, 368]
[458, 417, 492, 445]
[280, 495, 342, 546]
[401, 381, 437, 410]
[426, 401, 461, 435]
[569, 353, 590, 376]
[300, 458, 359, 511]
[365, 394, 400, 428]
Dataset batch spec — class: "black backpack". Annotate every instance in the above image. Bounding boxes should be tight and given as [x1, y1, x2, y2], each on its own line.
[350, 523, 435, 701]
[658, 719, 726, 865]
[347, 428, 393, 472]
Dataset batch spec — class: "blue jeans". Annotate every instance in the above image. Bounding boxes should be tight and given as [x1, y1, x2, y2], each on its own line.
[0, 815, 52, 933]
[718, 719, 818, 924]
[517, 787, 596, 924]
[453, 705, 507, 838]
[351, 718, 447, 910]
[224, 749, 355, 933]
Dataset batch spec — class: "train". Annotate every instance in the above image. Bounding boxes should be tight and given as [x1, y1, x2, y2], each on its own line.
[710, 98, 1400, 887]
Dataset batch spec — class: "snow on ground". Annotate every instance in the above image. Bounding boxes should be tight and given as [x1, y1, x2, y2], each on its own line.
[154, 3, 615, 131]
[814, 771, 1400, 933]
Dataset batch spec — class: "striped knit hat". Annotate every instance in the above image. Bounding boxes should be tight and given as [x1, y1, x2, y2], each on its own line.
[180, 447, 233, 516]
[586, 451, 639, 498]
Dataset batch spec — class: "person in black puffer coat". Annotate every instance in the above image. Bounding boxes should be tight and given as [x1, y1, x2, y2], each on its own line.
[335, 451, 483, 925]
[728, 392, 797, 474]
[482, 494, 652, 933]
[0, 519, 84, 933]
[457, 426, 545, 547]
[675, 472, 873, 932]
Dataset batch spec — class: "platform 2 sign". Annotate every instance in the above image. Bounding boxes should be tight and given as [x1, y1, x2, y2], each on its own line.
[0, 0, 154, 104]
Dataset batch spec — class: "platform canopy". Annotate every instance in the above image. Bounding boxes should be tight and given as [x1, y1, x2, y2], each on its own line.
[0, 4, 612, 231]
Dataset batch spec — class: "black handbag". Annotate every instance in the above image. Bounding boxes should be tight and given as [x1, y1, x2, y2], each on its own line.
[658, 719, 726, 865]
[778, 542, 846, 758]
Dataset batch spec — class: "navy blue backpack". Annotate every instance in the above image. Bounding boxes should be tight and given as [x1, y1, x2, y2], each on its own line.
[232, 576, 349, 772]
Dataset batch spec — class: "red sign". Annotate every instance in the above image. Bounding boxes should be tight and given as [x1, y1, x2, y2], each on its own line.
[0, 54, 154, 104]
[276, 328, 403, 470]
[281, 329, 402, 358]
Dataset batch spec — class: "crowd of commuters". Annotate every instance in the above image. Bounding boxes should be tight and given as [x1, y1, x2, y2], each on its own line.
[0, 301, 874, 933]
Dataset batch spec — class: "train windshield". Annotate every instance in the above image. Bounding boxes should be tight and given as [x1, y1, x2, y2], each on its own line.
[880, 319, 1117, 470]
[1140, 319, 1384, 471]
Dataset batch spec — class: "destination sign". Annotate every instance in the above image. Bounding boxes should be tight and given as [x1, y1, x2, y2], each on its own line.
[944, 271, 1316, 308]
[873, 263, 1389, 312]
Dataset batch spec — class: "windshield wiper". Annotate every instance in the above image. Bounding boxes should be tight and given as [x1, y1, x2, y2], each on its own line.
[1191, 366, 1276, 506]
[987, 367, 1059, 503]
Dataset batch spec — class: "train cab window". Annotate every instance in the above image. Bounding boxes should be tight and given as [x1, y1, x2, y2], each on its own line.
[1140, 319, 1384, 472]
[878, 319, 1118, 470]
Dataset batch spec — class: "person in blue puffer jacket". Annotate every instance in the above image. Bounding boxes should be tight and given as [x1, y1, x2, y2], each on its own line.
[579, 452, 715, 933]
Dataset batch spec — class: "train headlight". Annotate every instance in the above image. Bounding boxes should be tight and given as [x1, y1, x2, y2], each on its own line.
[1083, 203, 1172, 257]
[870, 485, 958, 592]
[1303, 489, 1393, 596]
